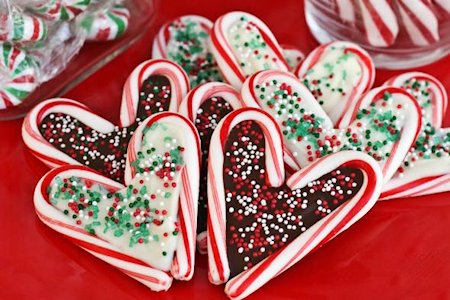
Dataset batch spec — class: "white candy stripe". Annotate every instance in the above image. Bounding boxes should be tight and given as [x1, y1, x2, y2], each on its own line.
[209, 11, 288, 89]
[120, 59, 190, 127]
[33, 167, 173, 291]
[22, 98, 114, 168]
[224, 151, 382, 299]
[335, 0, 357, 23]
[207, 108, 285, 284]
[397, 0, 439, 46]
[124, 112, 201, 281]
[152, 15, 213, 59]
[357, 0, 399, 47]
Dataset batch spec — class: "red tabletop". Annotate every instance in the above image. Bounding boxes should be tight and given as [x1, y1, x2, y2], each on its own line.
[1, 1, 449, 299]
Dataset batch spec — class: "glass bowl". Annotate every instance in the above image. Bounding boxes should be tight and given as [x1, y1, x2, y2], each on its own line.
[305, 0, 450, 69]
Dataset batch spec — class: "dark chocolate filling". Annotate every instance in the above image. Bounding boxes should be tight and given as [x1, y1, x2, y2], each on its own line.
[195, 97, 233, 234]
[38, 75, 171, 183]
[223, 120, 364, 277]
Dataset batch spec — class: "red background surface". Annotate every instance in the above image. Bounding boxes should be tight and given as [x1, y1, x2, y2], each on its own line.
[1, 1, 449, 299]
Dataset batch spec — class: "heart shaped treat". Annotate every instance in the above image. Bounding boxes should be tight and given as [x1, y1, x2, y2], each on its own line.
[34, 112, 201, 289]
[295, 41, 374, 127]
[242, 70, 422, 183]
[23, 59, 189, 183]
[209, 11, 289, 89]
[381, 72, 450, 199]
[281, 44, 304, 72]
[179, 82, 242, 252]
[207, 108, 382, 299]
[152, 15, 223, 87]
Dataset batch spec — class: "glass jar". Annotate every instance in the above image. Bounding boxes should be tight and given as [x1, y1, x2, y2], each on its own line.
[305, 0, 450, 69]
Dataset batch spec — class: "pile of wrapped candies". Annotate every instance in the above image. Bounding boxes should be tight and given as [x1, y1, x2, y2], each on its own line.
[21, 11, 450, 300]
[0, 0, 130, 110]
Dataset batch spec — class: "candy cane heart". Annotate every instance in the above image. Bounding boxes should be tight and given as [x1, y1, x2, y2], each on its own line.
[152, 15, 223, 87]
[295, 41, 375, 128]
[242, 70, 422, 184]
[207, 107, 382, 299]
[23, 59, 189, 183]
[34, 112, 201, 290]
[209, 11, 289, 89]
[178, 82, 242, 253]
[381, 72, 450, 199]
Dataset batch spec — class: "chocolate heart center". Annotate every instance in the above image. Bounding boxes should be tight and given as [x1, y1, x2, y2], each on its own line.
[38, 75, 171, 182]
[194, 96, 233, 233]
[223, 120, 364, 277]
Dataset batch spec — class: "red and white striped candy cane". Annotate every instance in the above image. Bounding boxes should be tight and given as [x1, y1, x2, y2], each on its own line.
[207, 107, 285, 285]
[334, 0, 357, 24]
[207, 107, 382, 298]
[357, 0, 399, 47]
[433, 0, 450, 18]
[34, 165, 174, 291]
[22, 98, 115, 168]
[384, 72, 448, 128]
[223, 151, 382, 299]
[178, 82, 242, 254]
[125, 112, 201, 281]
[152, 15, 213, 59]
[120, 59, 189, 127]
[295, 41, 374, 128]
[397, 0, 439, 46]
[35, 112, 201, 289]
[209, 11, 289, 89]
[381, 72, 450, 200]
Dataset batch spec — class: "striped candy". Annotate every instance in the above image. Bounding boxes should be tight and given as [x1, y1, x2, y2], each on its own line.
[0, 10, 47, 43]
[242, 70, 422, 184]
[357, 0, 399, 47]
[82, 4, 130, 41]
[0, 44, 38, 109]
[295, 41, 375, 127]
[381, 72, 450, 200]
[22, 59, 189, 177]
[207, 107, 382, 299]
[178, 82, 242, 253]
[34, 112, 201, 289]
[397, 0, 440, 46]
[120, 59, 189, 127]
[209, 12, 289, 89]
